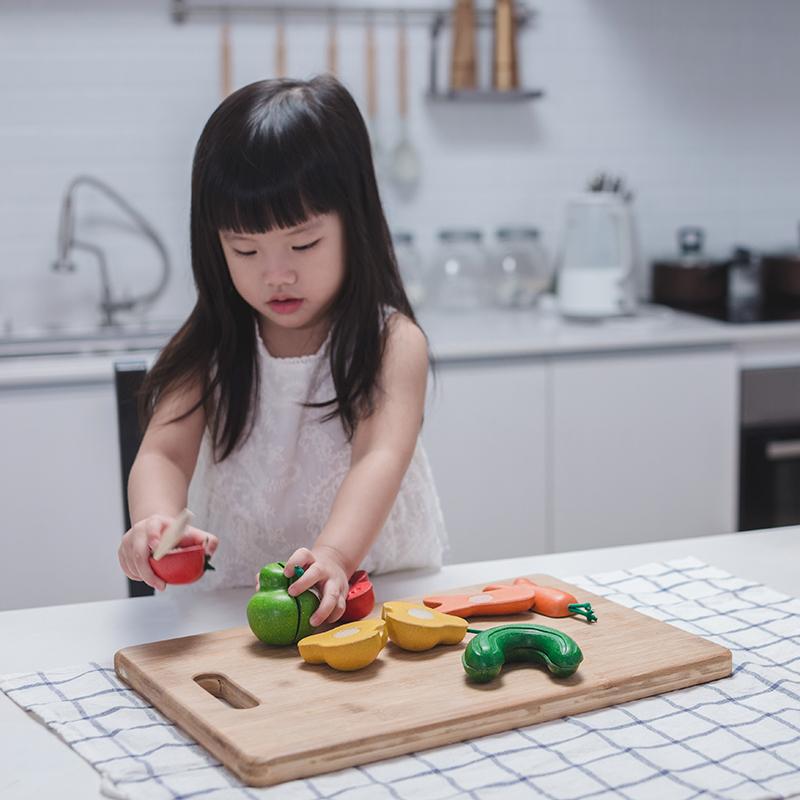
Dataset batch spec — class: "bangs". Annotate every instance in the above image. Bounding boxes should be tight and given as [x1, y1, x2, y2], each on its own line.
[203, 153, 338, 236]
[198, 88, 344, 235]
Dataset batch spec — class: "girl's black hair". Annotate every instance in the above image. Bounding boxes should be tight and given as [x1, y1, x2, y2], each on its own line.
[140, 75, 419, 460]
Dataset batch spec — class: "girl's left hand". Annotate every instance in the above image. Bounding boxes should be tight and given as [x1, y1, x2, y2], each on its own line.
[283, 546, 350, 628]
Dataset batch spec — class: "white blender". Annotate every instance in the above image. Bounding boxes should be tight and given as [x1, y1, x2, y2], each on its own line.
[555, 174, 638, 319]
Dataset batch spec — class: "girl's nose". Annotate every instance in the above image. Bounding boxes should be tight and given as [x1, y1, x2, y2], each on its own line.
[264, 266, 297, 287]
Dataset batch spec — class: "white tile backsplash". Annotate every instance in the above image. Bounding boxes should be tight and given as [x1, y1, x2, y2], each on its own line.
[2, 0, 800, 328]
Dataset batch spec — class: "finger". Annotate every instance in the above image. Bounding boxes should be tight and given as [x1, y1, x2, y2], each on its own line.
[119, 534, 142, 580]
[118, 548, 136, 581]
[175, 528, 219, 556]
[145, 517, 167, 551]
[283, 548, 314, 577]
[123, 559, 146, 585]
[328, 593, 348, 625]
[132, 541, 167, 591]
[287, 563, 322, 596]
[178, 526, 210, 549]
[177, 528, 205, 547]
[310, 587, 341, 627]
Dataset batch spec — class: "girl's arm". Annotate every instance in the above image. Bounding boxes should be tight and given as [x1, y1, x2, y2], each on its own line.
[285, 313, 429, 624]
[128, 380, 206, 522]
[121, 380, 213, 591]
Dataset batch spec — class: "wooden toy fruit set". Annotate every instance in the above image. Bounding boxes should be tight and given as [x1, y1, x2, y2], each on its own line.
[115, 572, 732, 788]
[253, 567, 599, 681]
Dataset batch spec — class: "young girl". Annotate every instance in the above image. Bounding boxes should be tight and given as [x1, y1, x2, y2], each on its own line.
[118, 75, 448, 628]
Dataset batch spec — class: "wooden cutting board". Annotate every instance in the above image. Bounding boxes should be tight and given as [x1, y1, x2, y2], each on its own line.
[114, 574, 732, 787]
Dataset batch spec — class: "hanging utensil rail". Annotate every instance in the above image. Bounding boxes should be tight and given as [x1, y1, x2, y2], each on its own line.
[171, 1, 542, 103]
[171, 1, 533, 27]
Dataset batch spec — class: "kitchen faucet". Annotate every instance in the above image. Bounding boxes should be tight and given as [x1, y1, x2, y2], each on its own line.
[52, 175, 170, 327]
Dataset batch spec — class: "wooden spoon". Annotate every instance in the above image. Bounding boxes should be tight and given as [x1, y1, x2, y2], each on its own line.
[365, 14, 385, 179]
[220, 20, 232, 98]
[326, 9, 338, 76]
[275, 9, 287, 78]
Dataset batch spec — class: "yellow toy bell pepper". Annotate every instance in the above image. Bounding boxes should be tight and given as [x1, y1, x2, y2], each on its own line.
[297, 618, 388, 671]
[382, 601, 469, 651]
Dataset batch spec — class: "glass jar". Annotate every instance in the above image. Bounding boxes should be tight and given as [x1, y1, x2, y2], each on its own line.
[492, 227, 551, 308]
[428, 228, 489, 310]
[392, 230, 426, 309]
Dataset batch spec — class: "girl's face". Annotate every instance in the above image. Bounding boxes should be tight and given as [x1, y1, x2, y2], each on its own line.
[219, 212, 345, 344]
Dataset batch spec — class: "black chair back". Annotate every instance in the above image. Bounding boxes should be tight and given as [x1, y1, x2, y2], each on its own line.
[114, 361, 154, 598]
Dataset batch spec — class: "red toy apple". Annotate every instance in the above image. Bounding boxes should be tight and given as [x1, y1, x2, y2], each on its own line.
[340, 570, 375, 622]
[149, 544, 215, 585]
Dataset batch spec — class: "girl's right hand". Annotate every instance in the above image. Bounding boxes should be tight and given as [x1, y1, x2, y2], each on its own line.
[118, 514, 219, 592]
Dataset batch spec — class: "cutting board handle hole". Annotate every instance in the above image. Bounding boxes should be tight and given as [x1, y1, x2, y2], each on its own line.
[194, 673, 260, 710]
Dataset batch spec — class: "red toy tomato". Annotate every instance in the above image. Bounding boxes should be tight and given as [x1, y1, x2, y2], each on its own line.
[149, 544, 215, 585]
[339, 570, 374, 622]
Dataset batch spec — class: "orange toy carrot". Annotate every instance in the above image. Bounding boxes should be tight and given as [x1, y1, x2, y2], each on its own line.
[512, 577, 597, 622]
[423, 584, 536, 618]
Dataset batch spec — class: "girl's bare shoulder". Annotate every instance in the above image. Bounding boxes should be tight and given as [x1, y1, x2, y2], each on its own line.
[383, 312, 429, 374]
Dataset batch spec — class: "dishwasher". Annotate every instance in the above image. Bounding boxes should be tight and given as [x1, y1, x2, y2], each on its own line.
[740, 365, 800, 530]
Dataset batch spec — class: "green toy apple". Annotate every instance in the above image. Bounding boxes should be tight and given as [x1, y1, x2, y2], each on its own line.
[247, 562, 320, 646]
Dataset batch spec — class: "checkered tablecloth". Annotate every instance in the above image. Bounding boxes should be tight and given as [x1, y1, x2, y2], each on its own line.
[2, 557, 799, 800]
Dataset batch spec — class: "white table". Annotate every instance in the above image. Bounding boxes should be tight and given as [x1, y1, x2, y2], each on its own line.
[1, 526, 797, 799]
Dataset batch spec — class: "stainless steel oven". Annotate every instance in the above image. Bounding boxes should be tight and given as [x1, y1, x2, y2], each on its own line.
[740, 366, 800, 530]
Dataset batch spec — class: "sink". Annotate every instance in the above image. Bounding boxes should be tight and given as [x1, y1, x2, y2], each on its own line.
[0, 318, 182, 359]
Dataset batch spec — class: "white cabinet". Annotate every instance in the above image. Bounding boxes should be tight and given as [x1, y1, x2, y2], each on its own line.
[423, 358, 549, 564]
[0, 380, 128, 610]
[551, 347, 738, 551]
[423, 346, 738, 564]
[0, 341, 740, 608]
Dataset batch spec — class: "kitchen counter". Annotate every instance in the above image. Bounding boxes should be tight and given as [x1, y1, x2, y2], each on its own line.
[419, 303, 800, 366]
[0, 526, 797, 799]
[3, 304, 800, 387]
[421, 304, 728, 359]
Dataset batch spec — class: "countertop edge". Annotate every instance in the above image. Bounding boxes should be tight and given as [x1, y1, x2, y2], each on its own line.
[4, 308, 800, 384]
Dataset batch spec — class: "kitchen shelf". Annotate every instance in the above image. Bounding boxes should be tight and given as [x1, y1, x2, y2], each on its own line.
[171, 1, 531, 26]
[426, 89, 544, 103]
[171, 1, 544, 105]
[426, 9, 542, 104]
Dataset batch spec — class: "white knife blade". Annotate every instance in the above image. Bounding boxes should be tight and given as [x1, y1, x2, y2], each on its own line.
[151, 508, 193, 561]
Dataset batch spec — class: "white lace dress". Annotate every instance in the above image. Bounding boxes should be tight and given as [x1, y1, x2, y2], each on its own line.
[183, 317, 449, 591]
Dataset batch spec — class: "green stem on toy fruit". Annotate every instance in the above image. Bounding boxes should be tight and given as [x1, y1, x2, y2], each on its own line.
[568, 602, 597, 622]
[294, 566, 305, 578]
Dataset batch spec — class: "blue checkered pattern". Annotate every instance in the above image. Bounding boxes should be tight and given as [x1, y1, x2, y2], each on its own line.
[2, 558, 799, 800]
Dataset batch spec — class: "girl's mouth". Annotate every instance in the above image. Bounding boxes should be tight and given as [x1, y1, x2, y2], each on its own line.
[268, 298, 304, 315]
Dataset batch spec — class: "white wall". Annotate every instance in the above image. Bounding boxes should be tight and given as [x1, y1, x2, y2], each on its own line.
[2, 0, 800, 330]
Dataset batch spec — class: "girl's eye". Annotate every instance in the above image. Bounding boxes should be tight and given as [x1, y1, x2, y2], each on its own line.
[233, 249, 257, 257]
[293, 238, 321, 252]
